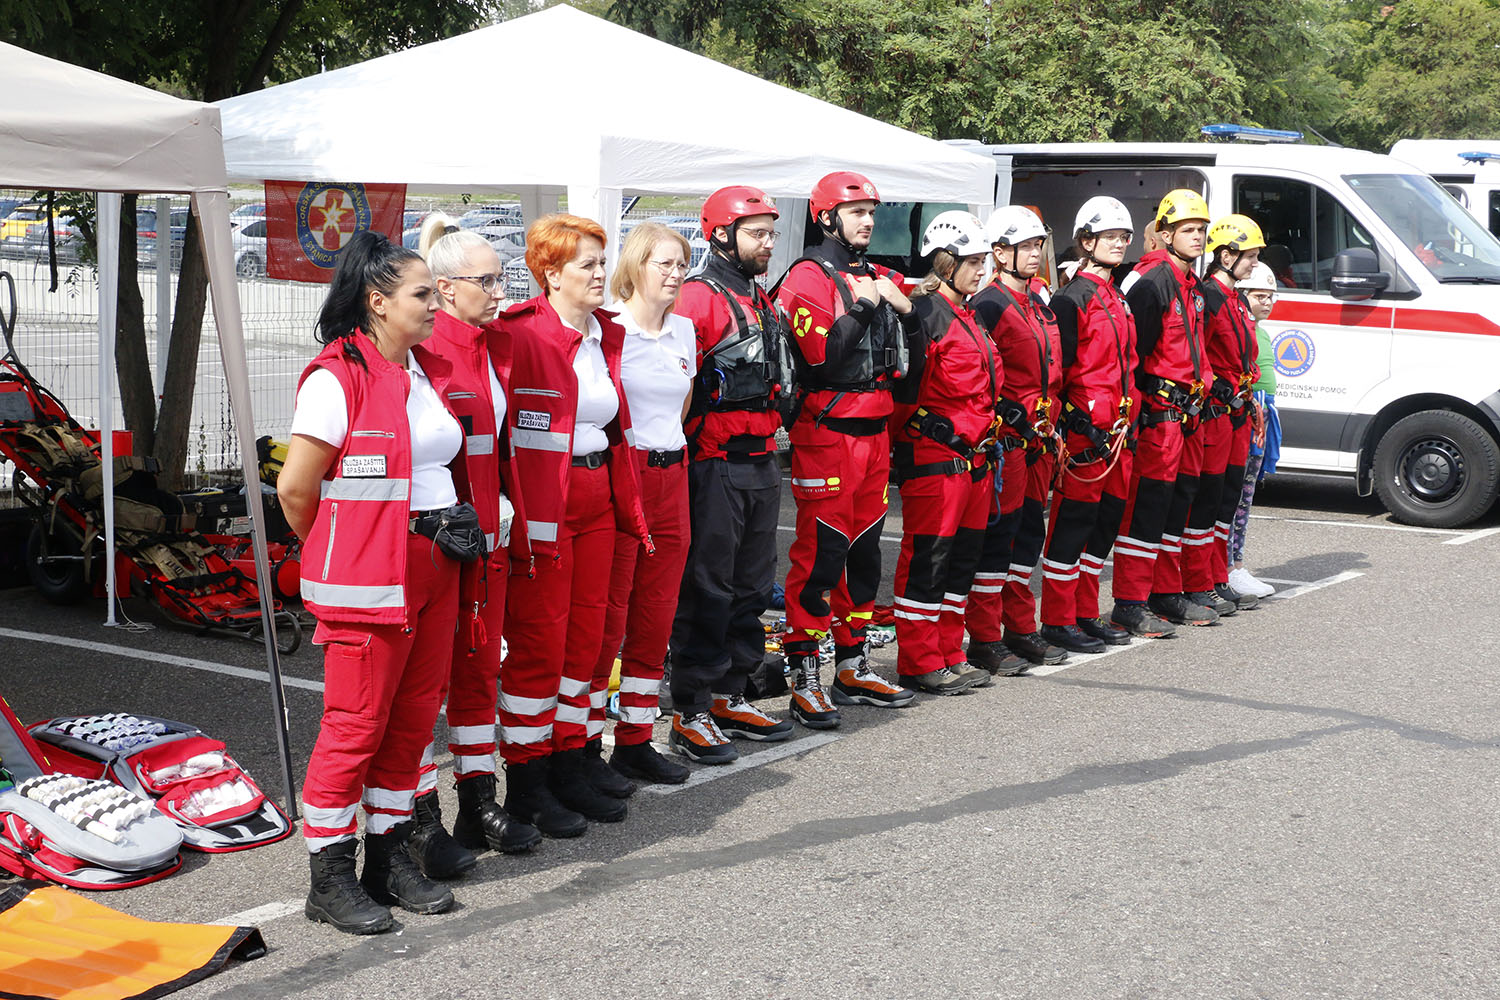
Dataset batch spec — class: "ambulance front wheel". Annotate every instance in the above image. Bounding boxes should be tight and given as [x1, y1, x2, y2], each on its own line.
[25, 521, 89, 604]
[1373, 410, 1500, 528]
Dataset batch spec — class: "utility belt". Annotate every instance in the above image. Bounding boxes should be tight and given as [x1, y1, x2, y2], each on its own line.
[571, 449, 609, 469]
[892, 443, 989, 485]
[1142, 374, 1206, 419]
[721, 433, 778, 464]
[817, 415, 888, 437]
[644, 448, 685, 468]
[996, 394, 1056, 447]
[905, 406, 992, 464]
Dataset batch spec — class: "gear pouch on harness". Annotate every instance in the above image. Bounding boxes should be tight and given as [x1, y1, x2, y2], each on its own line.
[690, 275, 796, 410]
[779, 257, 908, 390]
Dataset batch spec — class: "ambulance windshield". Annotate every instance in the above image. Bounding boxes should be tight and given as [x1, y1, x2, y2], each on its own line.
[1346, 173, 1500, 283]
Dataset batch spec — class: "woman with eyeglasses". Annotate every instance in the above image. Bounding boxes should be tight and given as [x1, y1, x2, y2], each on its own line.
[590, 222, 696, 784]
[490, 213, 651, 835]
[399, 214, 542, 882]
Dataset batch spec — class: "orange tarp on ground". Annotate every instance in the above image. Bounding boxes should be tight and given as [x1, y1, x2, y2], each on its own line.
[0, 881, 264, 1000]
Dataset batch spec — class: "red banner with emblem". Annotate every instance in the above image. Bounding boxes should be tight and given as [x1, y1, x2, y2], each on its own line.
[263, 181, 406, 282]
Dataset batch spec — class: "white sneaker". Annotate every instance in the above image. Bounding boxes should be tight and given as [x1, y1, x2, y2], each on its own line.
[1229, 567, 1275, 598]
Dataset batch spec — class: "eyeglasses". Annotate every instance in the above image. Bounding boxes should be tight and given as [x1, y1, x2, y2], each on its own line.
[1098, 232, 1133, 245]
[570, 256, 607, 273]
[452, 274, 505, 293]
[649, 259, 690, 276]
[741, 228, 780, 245]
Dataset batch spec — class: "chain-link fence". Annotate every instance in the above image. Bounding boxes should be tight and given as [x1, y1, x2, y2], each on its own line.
[0, 189, 736, 496]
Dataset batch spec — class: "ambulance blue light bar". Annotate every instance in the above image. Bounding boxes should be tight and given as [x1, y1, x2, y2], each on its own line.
[1201, 123, 1305, 144]
[1458, 151, 1500, 164]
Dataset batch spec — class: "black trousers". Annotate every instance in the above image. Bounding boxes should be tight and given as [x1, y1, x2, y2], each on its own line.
[669, 456, 781, 716]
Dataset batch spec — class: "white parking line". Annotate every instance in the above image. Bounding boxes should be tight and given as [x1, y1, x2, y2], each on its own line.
[0, 627, 325, 692]
[1443, 525, 1500, 546]
[1248, 513, 1457, 536]
[641, 732, 842, 796]
[1027, 570, 1363, 677]
[214, 899, 304, 927]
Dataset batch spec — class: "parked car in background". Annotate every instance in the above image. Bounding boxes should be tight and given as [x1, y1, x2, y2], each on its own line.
[231, 202, 265, 220]
[20, 215, 85, 265]
[136, 208, 191, 269]
[231, 217, 268, 278]
[1, 203, 61, 255]
[473, 224, 528, 263]
[458, 204, 524, 230]
[0, 200, 25, 227]
[503, 255, 533, 301]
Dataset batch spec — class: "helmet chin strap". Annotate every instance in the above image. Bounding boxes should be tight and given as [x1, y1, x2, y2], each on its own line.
[1165, 223, 1200, 267]
[821, 209, 862, 258]
[1080, 236, 1113, 270]
[997, 245, 1030, 282]
[711, 220, 755, 276]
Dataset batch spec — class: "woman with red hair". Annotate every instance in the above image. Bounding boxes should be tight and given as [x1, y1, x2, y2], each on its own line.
[489, 214, 651, 836]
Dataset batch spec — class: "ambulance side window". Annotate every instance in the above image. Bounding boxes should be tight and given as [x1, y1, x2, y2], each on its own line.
[1490, 191, 1500, 240]
[1234, 176, 1374, 293]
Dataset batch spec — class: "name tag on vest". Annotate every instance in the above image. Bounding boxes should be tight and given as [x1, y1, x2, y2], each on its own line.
[518, 410, 551, 431]
[342, 455, 387, 478]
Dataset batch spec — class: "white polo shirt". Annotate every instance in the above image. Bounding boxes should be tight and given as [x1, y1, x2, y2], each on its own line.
[290, 351, 461, 511]
[615, 308, 695, 452]
[563, 314, 617, 457]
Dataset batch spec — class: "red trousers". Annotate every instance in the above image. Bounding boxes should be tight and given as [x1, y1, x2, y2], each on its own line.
[1112, 413, 1184, 603]
[784, 422, 890, 654]
[417, 551, 508, 798]
[500, 464, 616, 765]
[1212, 414, 1255, 584]
[965, 443, 1026, 643]
[1152, 419, 1205, 595]
[302, 532, 458, 850]
[893, 466, 991, 675]
[594, 454, 689, 746]
[1042, 432, 1134, 625]
[1183, 413, 1231, 593]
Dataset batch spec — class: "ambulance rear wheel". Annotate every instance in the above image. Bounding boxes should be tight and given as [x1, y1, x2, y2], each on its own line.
[1373, 410, 1500, 528]
[26, 521, 89, 604]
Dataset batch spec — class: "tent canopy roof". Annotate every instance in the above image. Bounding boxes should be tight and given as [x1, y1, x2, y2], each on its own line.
[217, 4, 994, 205]
[0, 41, 227, 194]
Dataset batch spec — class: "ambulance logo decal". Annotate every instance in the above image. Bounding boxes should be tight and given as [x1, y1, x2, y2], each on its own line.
[1272, 329, 1315, 378]
[295, 183, 373, 270]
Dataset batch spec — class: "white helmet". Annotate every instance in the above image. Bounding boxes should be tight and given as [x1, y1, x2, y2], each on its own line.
[1074, 196, 1133, 239]
[986, 205, 1048, 247]
[921, 210, 988, 257]
[1237, 261, 1277, 292]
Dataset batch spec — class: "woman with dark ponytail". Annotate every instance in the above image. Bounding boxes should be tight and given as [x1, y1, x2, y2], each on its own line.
[279, 230, 474, 934]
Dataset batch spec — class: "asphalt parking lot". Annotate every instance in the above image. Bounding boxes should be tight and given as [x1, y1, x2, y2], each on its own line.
[2, 473, 1498, 999]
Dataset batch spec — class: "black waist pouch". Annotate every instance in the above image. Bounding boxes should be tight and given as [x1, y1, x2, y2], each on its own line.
[413, 503, 484, 563]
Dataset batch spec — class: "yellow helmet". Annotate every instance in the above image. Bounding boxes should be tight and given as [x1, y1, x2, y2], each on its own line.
[1206, 214, 1267, 255]
[1155, 189, 1211, 229]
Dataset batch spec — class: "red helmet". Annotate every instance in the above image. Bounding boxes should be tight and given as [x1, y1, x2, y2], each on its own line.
[701, 185, 779, 240]
[810, 171, 881, 218]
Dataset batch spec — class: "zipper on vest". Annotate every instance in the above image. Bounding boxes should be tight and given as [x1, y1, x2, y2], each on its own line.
[350, 430, 395, 438]
[448, 391, 477, 399]
[322, 503, 337, 580]
[514, 387, 562, 398]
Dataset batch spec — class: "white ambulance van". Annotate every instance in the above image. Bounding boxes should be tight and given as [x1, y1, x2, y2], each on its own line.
[919, 137, 1500, 527]
[1389, 139, 1500, 240]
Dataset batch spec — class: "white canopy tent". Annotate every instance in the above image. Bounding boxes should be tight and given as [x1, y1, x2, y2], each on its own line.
[217, 3, 997, 272]
[0, 41, 298, 814]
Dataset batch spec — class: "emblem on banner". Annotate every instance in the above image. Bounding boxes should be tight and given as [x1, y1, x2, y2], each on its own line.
[295, 183, 374, 270]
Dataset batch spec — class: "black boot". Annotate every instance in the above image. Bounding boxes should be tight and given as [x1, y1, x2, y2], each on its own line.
[453, 772, 541, 855]
[360, 821, 455, 915]
[408, 791, 476, 880]
[611, 739, 690, 785]
[584, 738, 636, 799]
[548, 748, 627, 823]
[305, 840, 393, 935]
[503, 758, 588, 838]
[966, 640, 1030, 677]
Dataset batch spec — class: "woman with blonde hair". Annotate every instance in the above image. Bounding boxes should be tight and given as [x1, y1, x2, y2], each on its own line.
[403, 213, 542, 880]
[491, 214, 651, 833]
[591, 222, 696, 784]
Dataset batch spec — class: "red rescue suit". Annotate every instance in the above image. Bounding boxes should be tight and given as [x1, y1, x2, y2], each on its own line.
[669, 255, 786, 717]
[1184, 276, 1261, 592]
[1042, 270, 1139, 625]
[1114, 250, 1211, 602]
[966, 276, 1063, 641]
[777, 240, 915, 661]
[890, 292, 998, 676]
[411, 310, 530, 795]
[487, 296, 649, 765]
[298, 338, 465, 850]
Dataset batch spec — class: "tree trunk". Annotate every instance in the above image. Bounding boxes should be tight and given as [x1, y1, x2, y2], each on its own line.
[114, 194, 158, 455]
[151, 210, 210, 489]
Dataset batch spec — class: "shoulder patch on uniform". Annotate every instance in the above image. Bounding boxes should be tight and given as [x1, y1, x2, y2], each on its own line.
[517, 410, 551, 431]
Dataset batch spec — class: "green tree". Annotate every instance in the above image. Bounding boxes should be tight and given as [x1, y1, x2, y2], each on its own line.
[1, 0, 503, 485]
[1334, 0, 1500, 150]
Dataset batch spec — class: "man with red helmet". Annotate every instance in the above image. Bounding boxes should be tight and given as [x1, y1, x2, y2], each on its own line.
[668, 185, 799, 763]
[775, 171, 917, 729]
